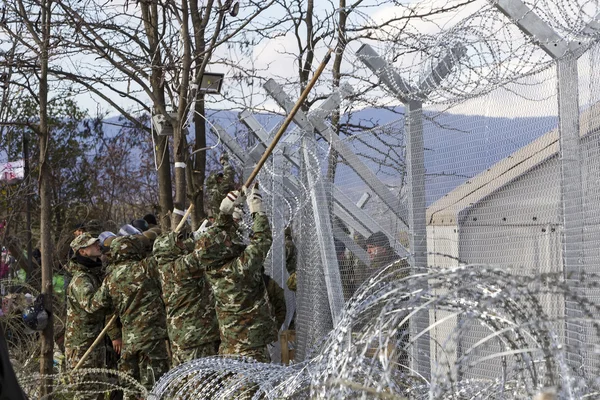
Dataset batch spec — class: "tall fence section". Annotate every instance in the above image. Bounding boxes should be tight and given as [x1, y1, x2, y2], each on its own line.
[154, 0, 600, 398]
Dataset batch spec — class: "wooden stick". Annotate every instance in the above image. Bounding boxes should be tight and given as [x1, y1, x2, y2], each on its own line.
[244, 49, 332, 189]
[174, 204, 194, 233]
[171, 50, 332, 230]
[72, 314, 117, 372]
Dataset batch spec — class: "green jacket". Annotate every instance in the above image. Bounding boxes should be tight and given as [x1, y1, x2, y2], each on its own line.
[153, 232, 220, 351]
[84, 236, 168, 349]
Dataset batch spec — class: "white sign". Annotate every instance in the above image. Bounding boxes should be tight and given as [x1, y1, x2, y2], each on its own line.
[0, 160, 24, 184]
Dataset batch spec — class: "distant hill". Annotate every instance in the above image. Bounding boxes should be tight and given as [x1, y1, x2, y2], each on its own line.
[101, 107, 558, 206]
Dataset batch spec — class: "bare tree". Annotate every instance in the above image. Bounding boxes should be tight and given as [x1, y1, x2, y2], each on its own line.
[0, 0, 57, 391]
[54, 0, 275, 229]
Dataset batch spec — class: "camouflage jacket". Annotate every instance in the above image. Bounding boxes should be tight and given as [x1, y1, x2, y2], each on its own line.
[65, 254, 120, 350]
[153, 232, 220, 350]
[187, 213, 277, 350]
[264, 274, 286, 328]
[284, 235, 296, 275]
[85, 236, 168, 349]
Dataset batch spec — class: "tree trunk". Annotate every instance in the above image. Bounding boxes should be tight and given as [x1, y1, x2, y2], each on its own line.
[191, 95, 207, 226]
[154, 133, 173, 230]
[140, 0, 174, 231]
[171, 124, 187, 230]
[39, 0, 54, 393]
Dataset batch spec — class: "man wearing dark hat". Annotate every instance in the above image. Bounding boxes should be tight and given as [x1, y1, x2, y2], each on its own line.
[65, 233, 118, 400]
[365, 231, 404, 271]
[363, 231, 410, 368]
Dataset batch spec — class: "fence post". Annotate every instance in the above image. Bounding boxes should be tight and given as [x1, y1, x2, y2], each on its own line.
[493, 0, 600, 382]
[357, 42, 464, 381]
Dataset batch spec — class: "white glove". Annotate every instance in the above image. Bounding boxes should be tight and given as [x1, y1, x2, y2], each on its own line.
[193, 219, 210, 240]
[219, 190, 245, 215]
[219, 152, 229, 166]
[232, 206, 244, 222]
[246, 186, 264, 214]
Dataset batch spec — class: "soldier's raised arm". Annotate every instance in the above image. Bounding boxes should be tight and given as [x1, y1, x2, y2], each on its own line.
[238, 185, 272, 269]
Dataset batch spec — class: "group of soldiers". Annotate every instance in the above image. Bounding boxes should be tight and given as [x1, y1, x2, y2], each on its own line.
[64, 155, 288, 399]
[62, 153, 406, 399]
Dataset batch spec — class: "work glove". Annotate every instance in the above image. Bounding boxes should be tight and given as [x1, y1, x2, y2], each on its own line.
[193, 219, 211, 240]
[245, 185, 264, 215]
[219, 152, 230, 167]
[232, 206, 244, 222]
[219, 190, 245, 215]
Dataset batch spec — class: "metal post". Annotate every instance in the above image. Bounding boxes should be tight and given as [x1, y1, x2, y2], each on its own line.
[405, 100, 430, 378]
[357, 42, 464, 381]
[493, 0, 599, 380]
[302, 131, 345, 323]
[557, 55, 585, 372]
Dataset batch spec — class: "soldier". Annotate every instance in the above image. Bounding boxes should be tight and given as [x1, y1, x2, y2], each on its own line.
[83, 236, 170, 396]
[193, 185, 277, 362]
[284, 226, 297, 292]
[65, 233, 120, 400]
[363, 231, 410, 368]
[153, 232, 220, 366]
[364, 231, 406, 271]
[263, 272, 286, 329]
[205, 153, 235, 218]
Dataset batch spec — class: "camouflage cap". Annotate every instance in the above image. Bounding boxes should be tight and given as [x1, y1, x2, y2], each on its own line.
[110, 235, 145, 262]
[70, 233, 99, 252]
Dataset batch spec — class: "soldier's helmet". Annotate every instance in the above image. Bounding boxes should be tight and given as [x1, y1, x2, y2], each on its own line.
[118, 224, 142, 237]
[195, 227, 245, 269]
[131, 219, 149, 232]
[153, 232, 186, 264]
[110, 235, 145, 262]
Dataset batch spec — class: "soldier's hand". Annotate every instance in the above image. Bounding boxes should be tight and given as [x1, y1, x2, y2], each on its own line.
[219, 152, 229, 166]
[193, 219, 210, 240]
[219, 190, 245, 215]
[246, 185, 264, 214]
[112, 338, 122, 355]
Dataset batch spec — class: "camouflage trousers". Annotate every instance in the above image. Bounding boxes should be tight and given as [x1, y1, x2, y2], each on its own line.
[219, 344, 271, 363]
[119, 339, 170, 398]
[172, 340, 220, 367]
[66, 345, 107, 400]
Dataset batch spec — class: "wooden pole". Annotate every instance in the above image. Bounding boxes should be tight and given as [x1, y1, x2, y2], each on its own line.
[244, 49, 332, 188]
[175, 49, 332, 222]
[174, 204, 194, 233]
[72, 314, 117, 372]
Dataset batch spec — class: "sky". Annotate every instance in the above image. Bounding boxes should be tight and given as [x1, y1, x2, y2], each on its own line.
[3, 0, 599, 125]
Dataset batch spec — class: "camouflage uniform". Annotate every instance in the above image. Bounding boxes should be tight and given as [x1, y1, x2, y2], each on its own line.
[264, 274, 286, 329]
[84, 236, 170, 394]
[206, 162, 235, 217]
[65, 236, 119, 400]
[153, 232, 220, 366]
[191, 213, 277, 362]
[284, 228, 297, 291]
